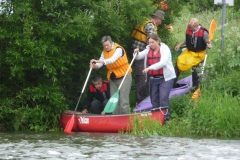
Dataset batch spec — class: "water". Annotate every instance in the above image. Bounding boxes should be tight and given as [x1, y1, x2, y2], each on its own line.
[0, 132, 240, 160]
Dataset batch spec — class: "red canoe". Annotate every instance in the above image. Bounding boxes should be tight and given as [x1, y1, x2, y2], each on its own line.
[59, 108, 166, 133]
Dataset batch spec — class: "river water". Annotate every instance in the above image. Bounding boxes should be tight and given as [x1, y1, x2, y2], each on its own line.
[0, 131, 240, 160]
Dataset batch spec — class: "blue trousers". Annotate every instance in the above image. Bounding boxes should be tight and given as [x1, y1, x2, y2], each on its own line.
[149, 77, 174, 121]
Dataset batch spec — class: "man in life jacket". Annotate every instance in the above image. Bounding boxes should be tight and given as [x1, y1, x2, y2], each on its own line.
[82, 75, 110, 114]
[173, 18, 212, 91]
[90, 35, 132, 115]
[129, 10, 165, 105]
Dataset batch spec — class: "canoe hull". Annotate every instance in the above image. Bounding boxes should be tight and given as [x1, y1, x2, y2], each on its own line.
[60, 109, 166, 133]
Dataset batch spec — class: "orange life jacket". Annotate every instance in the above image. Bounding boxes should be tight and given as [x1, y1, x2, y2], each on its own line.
[103, 43, 132, 80]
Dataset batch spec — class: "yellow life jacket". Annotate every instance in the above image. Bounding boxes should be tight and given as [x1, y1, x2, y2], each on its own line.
[103, 43, 132, 80]
[131, 20, 157, 43]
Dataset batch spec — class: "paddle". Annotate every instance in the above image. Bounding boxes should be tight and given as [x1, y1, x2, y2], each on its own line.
[192, 19, 217, 101]
[64, 67, 93, 133]
[201, 19, 217, 75]
[104, 52, 138, 113]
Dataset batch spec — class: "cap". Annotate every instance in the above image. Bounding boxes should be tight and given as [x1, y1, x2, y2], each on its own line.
[151, 10, 165, 20]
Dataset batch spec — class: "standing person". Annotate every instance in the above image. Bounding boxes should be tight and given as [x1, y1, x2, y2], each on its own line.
[174, 18, 212, 91]
[134, 34, 176, 122]
[129, 10, 165, 105]
[82, 75, 110, 114]
[90, 35, 132, 115]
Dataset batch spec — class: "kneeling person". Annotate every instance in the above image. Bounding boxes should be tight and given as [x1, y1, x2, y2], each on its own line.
[82, 75, 110, 114]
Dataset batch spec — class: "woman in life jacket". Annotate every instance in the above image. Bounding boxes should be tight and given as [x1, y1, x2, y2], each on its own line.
[134, 34, 176, 123]
[174, 18, 212, 91]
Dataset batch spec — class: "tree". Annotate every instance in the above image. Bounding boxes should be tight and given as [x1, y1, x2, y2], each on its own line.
[0, 0, 182, 131]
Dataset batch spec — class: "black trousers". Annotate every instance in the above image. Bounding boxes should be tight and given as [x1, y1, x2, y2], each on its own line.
[128, 47, 148, 104]
[91, 99, 108, 114]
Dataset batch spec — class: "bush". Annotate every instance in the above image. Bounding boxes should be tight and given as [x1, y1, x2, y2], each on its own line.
[206, 70, 240, 97]
[187, 90, 240, 138]
[170, 94, 192, 118]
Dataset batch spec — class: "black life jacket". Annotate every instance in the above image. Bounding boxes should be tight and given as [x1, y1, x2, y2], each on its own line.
[186, 25, 208, 52]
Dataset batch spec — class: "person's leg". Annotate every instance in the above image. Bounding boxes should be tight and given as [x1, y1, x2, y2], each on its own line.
[135, 75, 148, 104]
[173, 64, 181, 88]
[91, 100, 103, 114]
[149, 77, 160, 108]
[192, 61, 204, 92]
[128, 47, 134, 60]
[159, 79, 174, 122]
[135, 59, 146, 103]
[113, 74, 132, 114]
[159, 79, 174, 107]
[192, 62, 203, 93]
[103, 99, 108, 107]
[110, 79, 120, 114]
[192, 67, 198, 92]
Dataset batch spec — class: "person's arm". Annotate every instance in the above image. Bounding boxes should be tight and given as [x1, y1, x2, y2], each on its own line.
[82, 89, 94, 114]
[134, 46, 150, 60]
[175, 40, 186, 51]
[91, 47, 123, 66]
[144, 23, 157, 40]
[203, 31, 212, 49]
[103, 47, 123, 65]
[90, 52, 104, 69]
[106, 82, 110, 99]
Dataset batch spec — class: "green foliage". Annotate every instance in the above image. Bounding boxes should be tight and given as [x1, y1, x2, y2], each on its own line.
[187, 0, 220, 13]
[127, 116, 163, 136]
[0, 0, 179, 131]
[132, 89, 240, 138]
[153, 0, 183, 45]
[4, 0, 239, 138]
[170, 94, 192, 118]
[187, 91, 240, 138]
[203, 9, 240, 79]
[0, 85, 67, 131]
[206, 70, 240, 97]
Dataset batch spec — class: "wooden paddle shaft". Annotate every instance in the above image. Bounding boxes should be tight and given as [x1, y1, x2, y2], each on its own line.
[118, 52, 138, 89]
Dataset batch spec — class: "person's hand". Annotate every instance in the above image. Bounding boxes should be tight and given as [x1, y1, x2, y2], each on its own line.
[175, 45, 180, 51]
[142, 67, 150, 74]
[207, 43, 212, 49]
[101, 111, 105, 115]
[90, 59, 97, 69]
[134, 48, 139, 53]
[82, 109, 88, 114]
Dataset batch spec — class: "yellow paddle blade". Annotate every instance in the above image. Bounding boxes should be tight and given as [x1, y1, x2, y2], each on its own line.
[192, 88, 201, 102]
[208, 19, 217, 42]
